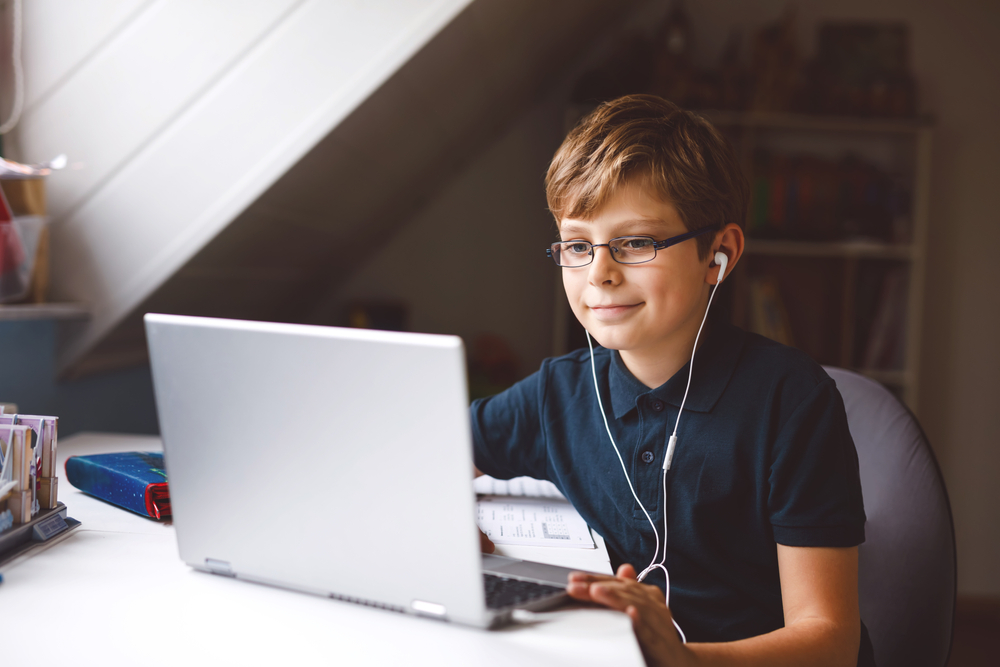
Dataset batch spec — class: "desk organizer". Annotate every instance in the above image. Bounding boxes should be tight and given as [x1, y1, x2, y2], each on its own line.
[0, 414, 80, 566]
[0, 502, 80, 568]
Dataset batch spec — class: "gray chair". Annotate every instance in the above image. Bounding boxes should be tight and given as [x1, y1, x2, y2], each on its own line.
[824, 368, 956, 667]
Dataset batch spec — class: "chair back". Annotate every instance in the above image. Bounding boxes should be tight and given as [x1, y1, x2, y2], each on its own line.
[824, 368, 955, 667]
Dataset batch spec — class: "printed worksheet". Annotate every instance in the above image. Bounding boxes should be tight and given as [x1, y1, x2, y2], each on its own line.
[473, 474, 566, 499]
[476, 496, 595, 549]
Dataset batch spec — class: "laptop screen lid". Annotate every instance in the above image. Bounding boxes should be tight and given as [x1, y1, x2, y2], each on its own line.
[145, 314, 489, 626]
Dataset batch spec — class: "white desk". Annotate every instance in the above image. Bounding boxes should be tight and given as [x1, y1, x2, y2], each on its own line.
[3, 433, 643, 666]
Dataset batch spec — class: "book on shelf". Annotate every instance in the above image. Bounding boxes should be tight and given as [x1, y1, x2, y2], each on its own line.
[749, 149, 910, 244]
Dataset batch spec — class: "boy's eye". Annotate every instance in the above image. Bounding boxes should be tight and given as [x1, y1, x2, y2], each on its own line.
[565, 242, 591, 255]
[620, 237, 654, 251]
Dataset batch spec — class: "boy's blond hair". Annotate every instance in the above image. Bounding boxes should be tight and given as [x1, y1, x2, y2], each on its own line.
[545, 94, 749, 258]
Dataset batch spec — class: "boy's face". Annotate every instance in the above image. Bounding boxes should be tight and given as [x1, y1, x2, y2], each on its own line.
[559, 183, 712, 360]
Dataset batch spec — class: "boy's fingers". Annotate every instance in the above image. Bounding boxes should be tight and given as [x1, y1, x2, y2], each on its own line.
[479, 530, 495, 554]
[626, 604, 641, 623]
[566, 577, 635, 602]
[589, 581, 645, 612]
[588, 584, 627, 611]
[567, 571, 619, 584]
[566, 581, 595, 601]
[569, 569, 671, 614]
[569, 563, 640, 584]
[616, 563, 638, 579]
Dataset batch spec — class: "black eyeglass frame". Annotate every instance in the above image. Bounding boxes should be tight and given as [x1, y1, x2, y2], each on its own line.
[546, 226, 716, 267]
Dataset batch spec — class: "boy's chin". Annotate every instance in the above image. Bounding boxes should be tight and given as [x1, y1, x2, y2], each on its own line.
[583, 329, 628, 352]
[579, 319, 652, 352]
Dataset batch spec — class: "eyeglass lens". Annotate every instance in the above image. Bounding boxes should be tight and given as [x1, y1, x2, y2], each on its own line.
[550, 237, 657, 267]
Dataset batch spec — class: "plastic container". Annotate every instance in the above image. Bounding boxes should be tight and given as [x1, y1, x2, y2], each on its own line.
[0, 214, 47, 303]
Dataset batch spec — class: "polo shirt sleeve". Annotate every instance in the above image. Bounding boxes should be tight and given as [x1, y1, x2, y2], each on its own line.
[767, 377, 866, 547]
[469, 365, 549, 481]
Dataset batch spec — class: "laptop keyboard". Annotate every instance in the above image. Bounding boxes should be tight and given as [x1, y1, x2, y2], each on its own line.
[483, 573, 564, 610]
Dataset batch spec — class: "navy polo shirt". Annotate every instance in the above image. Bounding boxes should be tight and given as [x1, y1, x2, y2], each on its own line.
[471, 322, 871, 655]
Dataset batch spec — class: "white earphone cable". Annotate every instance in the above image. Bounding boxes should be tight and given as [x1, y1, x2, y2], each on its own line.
[588, 330, 688, 642]
[585, 251, 726, 644]
[586, 330, 664, 568]
[663, 276, 722, 472]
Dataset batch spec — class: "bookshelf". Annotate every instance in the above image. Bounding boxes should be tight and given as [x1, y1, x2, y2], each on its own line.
[552, 108, 931, 413]
[744, 239, 915, 260]
[0, 303, 89, 321]
[708, 111, 932, 411]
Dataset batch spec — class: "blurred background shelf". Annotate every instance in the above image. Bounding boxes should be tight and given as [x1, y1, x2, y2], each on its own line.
[700, 110, 934, 135]
[715, 111, 932, 411]
[858, 368, 910, 387]
[0, 303, 89, 321]
[744, 239, 916, 260]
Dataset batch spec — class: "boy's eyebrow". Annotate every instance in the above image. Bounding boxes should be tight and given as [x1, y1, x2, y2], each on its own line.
[560, 218, 670, 235]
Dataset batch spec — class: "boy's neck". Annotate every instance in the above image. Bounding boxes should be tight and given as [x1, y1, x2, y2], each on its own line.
[618, 318, 712, 390]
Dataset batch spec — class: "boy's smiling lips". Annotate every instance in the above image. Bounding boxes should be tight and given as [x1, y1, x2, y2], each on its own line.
[588, 302, 644, 321]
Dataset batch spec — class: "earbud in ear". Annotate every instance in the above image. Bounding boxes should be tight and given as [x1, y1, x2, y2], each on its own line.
[714, 251, 729, 284]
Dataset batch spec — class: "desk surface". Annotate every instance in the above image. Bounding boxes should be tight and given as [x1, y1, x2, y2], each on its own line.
[3, 433, 643, 666]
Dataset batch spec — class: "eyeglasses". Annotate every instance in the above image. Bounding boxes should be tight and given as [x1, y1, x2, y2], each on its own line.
[546, 226, 715, 267]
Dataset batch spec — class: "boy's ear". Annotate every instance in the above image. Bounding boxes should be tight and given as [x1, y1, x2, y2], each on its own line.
[707, 223, 745, 285]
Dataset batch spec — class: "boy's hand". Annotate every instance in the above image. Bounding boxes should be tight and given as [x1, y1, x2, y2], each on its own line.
[567, 564, 694, 667]
[479, 528, 495, 553]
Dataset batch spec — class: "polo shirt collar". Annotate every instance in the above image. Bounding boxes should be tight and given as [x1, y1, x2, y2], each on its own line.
[608, 323, 746, 419]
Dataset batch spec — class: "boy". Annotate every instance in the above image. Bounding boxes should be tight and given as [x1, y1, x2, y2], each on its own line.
[471, 95, 874, 666]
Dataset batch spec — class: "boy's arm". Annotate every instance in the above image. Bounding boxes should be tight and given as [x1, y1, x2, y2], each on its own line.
[469, 363, 552, 554]
[567, 545, 860, 667]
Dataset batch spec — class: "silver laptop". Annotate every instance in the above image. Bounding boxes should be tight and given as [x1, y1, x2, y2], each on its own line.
[145, 313, 581, 628]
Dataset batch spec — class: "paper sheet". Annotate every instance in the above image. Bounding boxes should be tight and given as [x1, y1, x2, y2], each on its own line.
[473, 474, 566, 499]
[476, 496, 595, 549]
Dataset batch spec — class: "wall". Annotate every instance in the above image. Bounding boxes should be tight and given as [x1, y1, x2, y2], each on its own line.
[320, 3, 647, 377]
[0, 320, 158, 435]
[321, 93, 567, 377]
[332, 0, 1000, 597]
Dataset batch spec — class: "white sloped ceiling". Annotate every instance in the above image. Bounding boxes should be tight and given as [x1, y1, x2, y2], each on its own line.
[11, 0, 637, 376]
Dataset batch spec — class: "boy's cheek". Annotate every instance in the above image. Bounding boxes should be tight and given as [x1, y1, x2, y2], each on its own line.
[562, 280, 586, 312]
[561, 272, 580, 295]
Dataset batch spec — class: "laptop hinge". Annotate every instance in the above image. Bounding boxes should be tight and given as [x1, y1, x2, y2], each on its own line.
[205, 558, 235, 577]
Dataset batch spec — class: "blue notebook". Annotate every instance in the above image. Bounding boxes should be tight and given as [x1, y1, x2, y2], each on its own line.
[65, 452, 171, 519]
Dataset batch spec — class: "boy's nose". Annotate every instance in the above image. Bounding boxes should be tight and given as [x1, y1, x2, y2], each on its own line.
[588, 245, 621, 285]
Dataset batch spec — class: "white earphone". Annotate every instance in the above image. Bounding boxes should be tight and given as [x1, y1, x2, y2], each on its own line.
[584, 246, 729, 644]
[714, 251, 728, 284]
